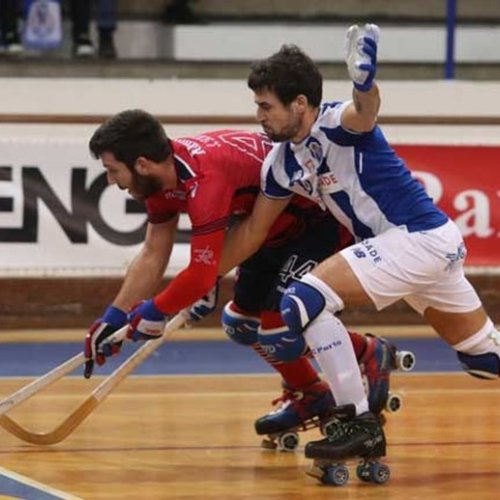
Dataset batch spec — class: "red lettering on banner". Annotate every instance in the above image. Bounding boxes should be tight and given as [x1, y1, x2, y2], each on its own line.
[394, 145, 500, 266]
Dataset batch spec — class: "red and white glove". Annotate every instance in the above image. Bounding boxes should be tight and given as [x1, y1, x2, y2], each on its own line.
[188, 280, 220, 322]
[126, 299, 167, 342]
[84, 305, 127, 378]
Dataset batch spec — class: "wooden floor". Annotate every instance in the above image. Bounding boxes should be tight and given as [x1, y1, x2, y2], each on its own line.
[0, 370, 499, 499]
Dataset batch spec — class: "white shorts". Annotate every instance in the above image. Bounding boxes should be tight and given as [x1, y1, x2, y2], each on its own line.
[340, 220, 482, 315]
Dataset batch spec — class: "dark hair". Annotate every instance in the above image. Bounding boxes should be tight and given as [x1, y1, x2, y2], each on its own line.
[89, 109, 172, 170]
[247, 44, 323, 107]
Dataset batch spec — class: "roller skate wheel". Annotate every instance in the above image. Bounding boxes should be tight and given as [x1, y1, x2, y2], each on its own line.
[277, 431, 299, 452]
[385, 392, 402, 413]
[356, 463, 372, 482]
[357, 461, 390, 484]
[320, 418, 338, 437]
[369, 462, 391, 484]
[395, 350, 416, 371]
[260, 438, 277, 450]
[322, 464, 349, 486]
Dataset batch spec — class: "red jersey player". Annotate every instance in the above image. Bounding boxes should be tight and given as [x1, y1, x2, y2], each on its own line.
[84, 110, 413, 449]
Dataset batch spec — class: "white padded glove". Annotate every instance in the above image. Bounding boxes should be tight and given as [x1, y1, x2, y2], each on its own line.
[345, 23, 380, 92]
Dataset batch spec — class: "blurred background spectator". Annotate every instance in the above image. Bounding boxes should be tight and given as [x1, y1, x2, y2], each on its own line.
[162, 0, 198, 24]
[70, 0, 117, 58]
[96, 0, 116, 58]
[70, 0, 92, 56]
[0, 0, 23, 54]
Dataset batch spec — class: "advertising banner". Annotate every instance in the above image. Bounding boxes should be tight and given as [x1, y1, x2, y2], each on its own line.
[0, 136, 498, 276]
[395, 144, 500, 267]
[0, 137, 191, 276]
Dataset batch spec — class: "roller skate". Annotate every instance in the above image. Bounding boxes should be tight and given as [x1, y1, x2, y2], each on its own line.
[255, 379, 335, 452]
[305, 404, 389, 486]
[361, 334, 416, 416]
[255, 335, 415, 452]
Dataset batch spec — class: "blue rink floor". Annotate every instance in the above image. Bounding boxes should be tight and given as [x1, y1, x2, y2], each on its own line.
[0, 337, 461, 377]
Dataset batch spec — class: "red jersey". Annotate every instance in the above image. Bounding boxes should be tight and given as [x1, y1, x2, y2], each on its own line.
[146, 130, 269, 234]
[146, 130, 345, 314]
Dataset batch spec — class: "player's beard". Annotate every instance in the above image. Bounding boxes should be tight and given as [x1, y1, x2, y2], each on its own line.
[129, 172, 164, 200]
[262, 113, 302, 143]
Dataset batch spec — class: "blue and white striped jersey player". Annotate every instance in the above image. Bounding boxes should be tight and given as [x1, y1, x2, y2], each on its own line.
[220, 24, 500, 466]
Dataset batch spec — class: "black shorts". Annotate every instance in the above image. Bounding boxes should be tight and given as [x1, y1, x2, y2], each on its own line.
[233, 215, 350, 313]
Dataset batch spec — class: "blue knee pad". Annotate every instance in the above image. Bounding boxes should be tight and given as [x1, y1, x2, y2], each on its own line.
[280, 279, 328, 337]
[221, 302, 259, 346]
[258, 326, 307, 362]
[457, 351, 500, 379]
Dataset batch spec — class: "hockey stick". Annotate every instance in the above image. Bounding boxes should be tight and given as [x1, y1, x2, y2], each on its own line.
[0, 325, 129, 417]
[0, 310, 188, 445]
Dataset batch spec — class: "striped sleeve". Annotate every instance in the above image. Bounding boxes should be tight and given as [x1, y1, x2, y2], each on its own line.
[261, 150, 293, 199]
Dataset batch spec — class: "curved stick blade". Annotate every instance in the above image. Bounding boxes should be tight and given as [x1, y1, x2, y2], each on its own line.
[0, 397, 99, 445]
[0, 310, 188, 445]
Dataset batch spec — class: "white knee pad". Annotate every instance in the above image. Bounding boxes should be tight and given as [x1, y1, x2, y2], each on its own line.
[301, 273, 345, 315]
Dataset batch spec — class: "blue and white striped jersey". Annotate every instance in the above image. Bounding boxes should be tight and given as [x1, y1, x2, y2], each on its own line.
[261, 100, 448, 240]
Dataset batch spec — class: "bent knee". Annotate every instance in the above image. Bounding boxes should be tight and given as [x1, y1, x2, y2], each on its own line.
[221, 301, 259, 346]
[258, 311, 307, 362]
[280, 274, 344, 336]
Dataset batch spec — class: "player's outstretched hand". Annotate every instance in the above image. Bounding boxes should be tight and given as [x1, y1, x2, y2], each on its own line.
[189, 280, 220, 322]
[345, 23, 380, 92]
[127, 299, 167, 342]
[84, 305, 127, 379]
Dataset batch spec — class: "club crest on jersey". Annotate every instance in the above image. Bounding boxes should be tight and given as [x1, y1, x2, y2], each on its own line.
[306, 137, 323, 163]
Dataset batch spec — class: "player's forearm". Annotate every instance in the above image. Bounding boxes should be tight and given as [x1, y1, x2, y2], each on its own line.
[154, 265, 217, 314]
[352, 83, 380, 131]
[218, 218, 267, 275]
[112, 248, 170, 311]
[154, 230, 225, 313]
[219, 195, 290, 274]
[344, 23, 381, 132]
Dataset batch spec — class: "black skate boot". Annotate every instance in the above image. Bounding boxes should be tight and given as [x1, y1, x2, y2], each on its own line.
[305, 405, 389, 486]
[255, 379, 335, 451]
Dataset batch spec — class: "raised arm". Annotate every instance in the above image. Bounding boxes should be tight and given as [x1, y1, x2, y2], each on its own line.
[341, 23, 381, 133]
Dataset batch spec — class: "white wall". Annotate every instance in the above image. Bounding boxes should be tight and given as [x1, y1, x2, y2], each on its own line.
[1, 78, 499, 144]
[109, 22, 500, 62]
[2, 77, 500, 117]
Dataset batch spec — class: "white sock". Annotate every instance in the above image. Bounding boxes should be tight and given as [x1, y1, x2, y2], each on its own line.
[304, 310, 369, 415]
[453, 318, 500, 356]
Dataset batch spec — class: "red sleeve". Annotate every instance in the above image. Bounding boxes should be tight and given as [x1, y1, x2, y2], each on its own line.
[153, 169, 234, 314]
[153, 229, 225, 314]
